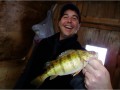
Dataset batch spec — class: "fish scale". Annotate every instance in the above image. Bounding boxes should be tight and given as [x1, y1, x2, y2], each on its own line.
[31, 49, 98, 88]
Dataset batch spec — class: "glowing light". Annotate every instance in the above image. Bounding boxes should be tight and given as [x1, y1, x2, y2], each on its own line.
[85, 45, 107, 65]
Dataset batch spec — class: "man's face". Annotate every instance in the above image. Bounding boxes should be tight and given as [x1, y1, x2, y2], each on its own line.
[59, 9, 80, 39]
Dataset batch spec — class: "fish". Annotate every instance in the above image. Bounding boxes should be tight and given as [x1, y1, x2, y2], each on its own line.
[31, 49, 98, 87]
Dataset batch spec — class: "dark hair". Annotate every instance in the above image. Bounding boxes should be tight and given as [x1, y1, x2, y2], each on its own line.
[59, 3, 81, 23]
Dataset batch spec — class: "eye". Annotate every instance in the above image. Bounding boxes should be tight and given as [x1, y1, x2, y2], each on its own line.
[63, 15, 68, 19]
[72, 16, 77, 20]
[63, 14, 68, 19]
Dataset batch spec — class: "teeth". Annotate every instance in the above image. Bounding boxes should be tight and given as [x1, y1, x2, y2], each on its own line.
[65, 25, 72, 29]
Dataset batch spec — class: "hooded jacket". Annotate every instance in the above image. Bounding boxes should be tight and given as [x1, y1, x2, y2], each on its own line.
[14, 32, 86, 89]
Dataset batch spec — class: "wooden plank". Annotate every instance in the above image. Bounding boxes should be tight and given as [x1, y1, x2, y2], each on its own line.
[118, 48, 120, 67]
[81, 16, 120, 27]
[107, 2, 116, 18]
[53, 3, 61, 33]
[81, 22, 120, 31]
[81, 1, 89, 16]
[105, 47, 119, 88]
[113, 68, 120, 88]
[114, 48, 120, 88]
[71, 1, 77, 5]
[96, 2, 116, 18]
[97, 2, 108, 18]
[87, 1, 99, 17]
[76, 1, 83, 14]
[103, 2, 110, 18]
[115, 1, 120, 19]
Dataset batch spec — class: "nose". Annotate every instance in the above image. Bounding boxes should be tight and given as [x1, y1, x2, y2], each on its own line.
[68, 17, 72, 23]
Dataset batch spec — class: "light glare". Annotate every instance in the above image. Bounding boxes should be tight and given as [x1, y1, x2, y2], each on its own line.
[85, 45, 107, 65]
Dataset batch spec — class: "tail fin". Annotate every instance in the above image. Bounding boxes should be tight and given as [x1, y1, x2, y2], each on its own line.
[31, 74, 48, 88]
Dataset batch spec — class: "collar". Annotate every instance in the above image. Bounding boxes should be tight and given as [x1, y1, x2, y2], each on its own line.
[55, 32, 78, 44]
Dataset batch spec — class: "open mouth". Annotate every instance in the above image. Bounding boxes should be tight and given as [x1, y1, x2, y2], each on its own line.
[64, 25, 73, 30]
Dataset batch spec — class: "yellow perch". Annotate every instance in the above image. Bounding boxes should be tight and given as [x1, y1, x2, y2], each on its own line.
[31, 49, 98, 87]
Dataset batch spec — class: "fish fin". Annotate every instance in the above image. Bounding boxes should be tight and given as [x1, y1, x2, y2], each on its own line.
[31, 76, 44, 88]
[44, 62, 51, 67]
[72, 70, 81, 77]
[49, 75, 58, 80]
[31, 74, 48, 88]
[44, 60, 55, 68]
[58, 50, 75, 58]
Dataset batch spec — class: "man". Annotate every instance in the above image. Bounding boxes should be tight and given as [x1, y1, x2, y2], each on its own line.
[14, 3, 112, 89]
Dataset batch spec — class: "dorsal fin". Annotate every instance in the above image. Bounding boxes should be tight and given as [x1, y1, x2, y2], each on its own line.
[44, 60, 55, 69]
[49, 75, 58, 80]
[58, 50, 75, 58]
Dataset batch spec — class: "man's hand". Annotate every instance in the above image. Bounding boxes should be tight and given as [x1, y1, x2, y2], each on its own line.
[82, 59, 113, 90]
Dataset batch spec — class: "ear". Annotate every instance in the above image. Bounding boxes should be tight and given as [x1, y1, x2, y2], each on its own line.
[78, 23, 81, 29]
[58, 21, 60, 27]
[77, 23, 81, 31]
[75, 24, 81, 34]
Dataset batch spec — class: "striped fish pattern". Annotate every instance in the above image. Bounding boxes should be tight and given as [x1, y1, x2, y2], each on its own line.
[31, 50, 98, 87]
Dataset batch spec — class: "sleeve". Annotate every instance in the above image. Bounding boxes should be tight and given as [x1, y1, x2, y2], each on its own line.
[14, 39, 47, 89]
[70, 72, 86, 89]
[75, 41, 86, 50]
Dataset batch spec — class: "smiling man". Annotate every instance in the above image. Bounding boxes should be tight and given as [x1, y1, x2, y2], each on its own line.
[59, 4, 80, 40]
[14, 3, 112, 89]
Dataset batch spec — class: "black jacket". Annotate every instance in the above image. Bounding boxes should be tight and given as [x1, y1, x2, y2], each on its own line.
[14, 32, 86, 89]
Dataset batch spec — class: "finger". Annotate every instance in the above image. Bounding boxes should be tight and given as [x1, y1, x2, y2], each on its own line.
[85, 84, 88, 88]
[88, 59, 104, 70]
[82, 68, 87, 75]
[84, 78, 89, 89]
[84, 63, 97, 75]
[84, 71, 93, 88]
[84, 72, 89, 89]
[97, 59, 103, 65]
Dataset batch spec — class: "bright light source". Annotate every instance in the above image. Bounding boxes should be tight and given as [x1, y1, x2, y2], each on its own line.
[85, 45, 107, 65]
